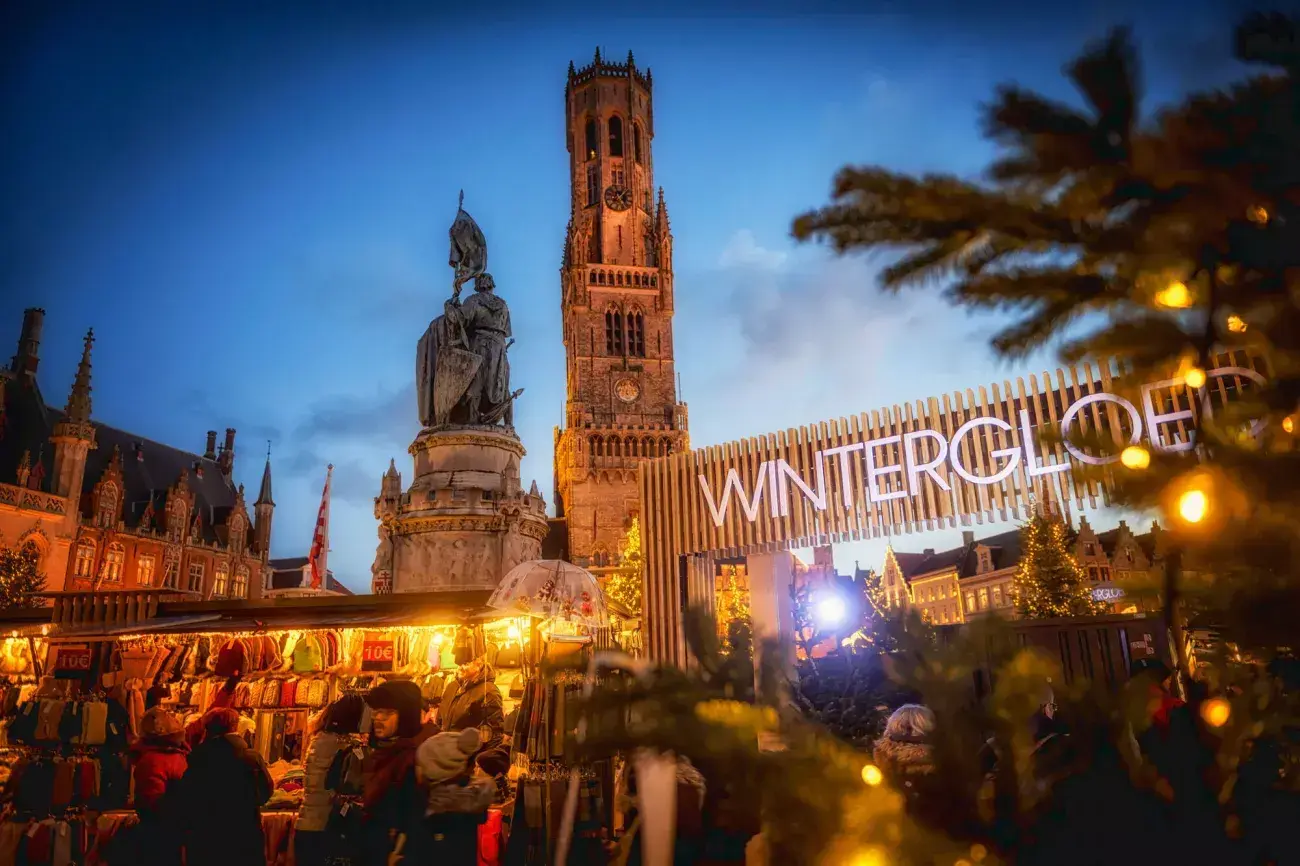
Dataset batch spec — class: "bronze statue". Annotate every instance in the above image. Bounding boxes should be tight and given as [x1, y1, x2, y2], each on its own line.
[416, 193, 523, 428]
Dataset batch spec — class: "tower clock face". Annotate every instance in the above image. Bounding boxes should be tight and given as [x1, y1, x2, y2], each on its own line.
[615, 378, 640, 403]
[604, 184, 632, 211]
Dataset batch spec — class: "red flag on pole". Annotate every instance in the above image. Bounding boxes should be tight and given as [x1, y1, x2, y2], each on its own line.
[308, 464, 333, 590]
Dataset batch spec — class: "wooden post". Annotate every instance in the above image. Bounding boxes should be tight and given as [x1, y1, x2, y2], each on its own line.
[745, 551, 797, 700]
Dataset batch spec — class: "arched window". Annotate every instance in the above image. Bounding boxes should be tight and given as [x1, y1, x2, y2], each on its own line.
[605, 308, 624, 355]
[584, 118, 599, 160]
[608, 116, 624, 157]
[212, 561, 229, 598]
[74, 539, 95, 577]
[633, 123, 643, 164]
[102, 543, 125, 582]
[587, 226, 601, 264]
[625, 436, 636, 457]
[626, 310, 645, 357]
[586, 165, 599, 206]
[97, 485, 118, 528]
[589, 435, 602, 458]
[232, 564, 249, 599]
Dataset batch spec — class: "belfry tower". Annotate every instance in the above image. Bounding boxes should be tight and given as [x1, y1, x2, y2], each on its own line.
[553, 49, 689, 573]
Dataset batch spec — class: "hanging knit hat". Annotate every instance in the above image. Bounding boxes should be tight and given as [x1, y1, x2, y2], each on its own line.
[416, 728, 480, 785]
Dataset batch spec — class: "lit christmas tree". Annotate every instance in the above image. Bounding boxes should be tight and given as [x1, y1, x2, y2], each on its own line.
[0, 546, 46, 610]
[604, 517, 643, 615]
[1012, 511, 1108, 619]
[716, 565, 751, 651]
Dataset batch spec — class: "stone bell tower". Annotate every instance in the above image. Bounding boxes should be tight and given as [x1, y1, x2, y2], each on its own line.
[552, 49, 689, 573]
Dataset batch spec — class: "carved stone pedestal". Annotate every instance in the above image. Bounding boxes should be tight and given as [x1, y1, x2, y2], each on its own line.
[373, 426, 548, 594]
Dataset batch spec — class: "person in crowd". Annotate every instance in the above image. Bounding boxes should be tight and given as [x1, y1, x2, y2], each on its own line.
[873, 704, 937, 790]
[363, 681, 435, 866]
[296, 694, 366, 866]
[184, 674, 240, 748]
[439, 655, 505, 751]
[416, 728, 495, 861]
[107, 707, 189, 866]
[173, 707, 273, 866]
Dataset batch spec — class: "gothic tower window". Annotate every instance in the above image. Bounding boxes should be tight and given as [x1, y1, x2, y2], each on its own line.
[589, 435, 602, 458]
[74, 539, 95, 578]
[136, 554, 156, 588]
[605, 308, 624, 355]
[97, 484, 118, 528]
[102, 543, 125, 582]
[584, 118, 599, 160]
[586, 165, 599, 206]
[633, 123, 643, 164]
[587, 225, 601, 264]
[626, 309, 645, 358]
[608, 116, 624, 157]
[233, 564, 249, 598]
[213, 561, 230, 598]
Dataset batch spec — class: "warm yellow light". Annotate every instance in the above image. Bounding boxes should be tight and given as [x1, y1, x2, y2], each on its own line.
[1155, 282, 1192, 309]
[507, 623, 523, 641]
[1201, 697, 1231, 727]
[1183, 366, 1207, 389]
[1284, 416, 1295, 435]
[850, 847, 888, 866]
[861, 763, 883, 786]
[1178, 488, 1209, 524]
[1226, 314, 1247, 333]
[1120, 445, 1150, 470]
[1247, 205, 1269, 224]
[39, 625, 48, 637]
[432, 632, 446, 646]
[970, 844, 989, 862]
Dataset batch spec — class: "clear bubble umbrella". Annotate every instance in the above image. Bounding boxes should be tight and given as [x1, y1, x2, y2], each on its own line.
[487, 559, 610, 629]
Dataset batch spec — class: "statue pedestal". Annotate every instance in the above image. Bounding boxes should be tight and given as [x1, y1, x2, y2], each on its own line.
[374, 426, 548, 594]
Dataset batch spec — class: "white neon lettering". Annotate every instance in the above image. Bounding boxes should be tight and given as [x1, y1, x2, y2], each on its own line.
[1201, 366, 1268, 437]
[821, 443, 865, 508]
[950, 417, 1021, 484]
[1057, 394, 1143, 466]
[1018, 409, 1070, 477]
[864, 435, 906, 502]
[1141, 379, 1196, 453]
[774, 458, 828, 516]
[903, 429, 950, 493]
[698, 465, 769, 526]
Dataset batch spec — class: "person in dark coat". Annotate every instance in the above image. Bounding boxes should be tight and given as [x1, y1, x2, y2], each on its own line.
[440, 656, 505, 748]
[173, 707, 273, 866]
[416, 728, 495, 862]
[363, 681, 435, 866]
[296, 695, 367, 866]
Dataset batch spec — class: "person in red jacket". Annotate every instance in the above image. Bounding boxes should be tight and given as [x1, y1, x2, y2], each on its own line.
[124, 706, 190, 866]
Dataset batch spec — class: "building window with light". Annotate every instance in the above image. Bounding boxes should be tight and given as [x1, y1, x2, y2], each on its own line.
[1088, 566, 1100, 582]
[977, 587, 989, 610]
[212, 562, 229, 598]
[992, 585, 1003, 607]
[102, 543, 125, 582]
[188, 561, 205, 593]
[74, 540, 95, 578]
[965, 591, 976, 612]
[137, 554, 156, 588]
[232, 564, 249, 599]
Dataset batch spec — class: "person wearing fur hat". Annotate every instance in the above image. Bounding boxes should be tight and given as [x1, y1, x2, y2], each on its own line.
[416, 728, 495, 862]
[172, 707, 273, 866]
[873, 704, 943, 825]
[363, 680, 435, 866]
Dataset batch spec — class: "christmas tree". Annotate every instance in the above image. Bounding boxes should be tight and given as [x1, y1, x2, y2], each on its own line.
[1012, 511, 1108, 618]
[716, 565, 751, 651]
[604, 517, 643, 615]
[0, 545, 46, 609]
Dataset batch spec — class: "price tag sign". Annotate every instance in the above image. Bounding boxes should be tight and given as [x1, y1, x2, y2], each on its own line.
[361, 640, 395, 672]
[53, 644, 93, 678]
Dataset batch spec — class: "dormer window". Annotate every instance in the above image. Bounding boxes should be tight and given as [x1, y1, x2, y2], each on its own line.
[97, 484, 119, 528]
[977, 548, 992, 574]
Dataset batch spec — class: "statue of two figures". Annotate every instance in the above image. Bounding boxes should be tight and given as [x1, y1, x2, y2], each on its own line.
[416, 192, 524, 429]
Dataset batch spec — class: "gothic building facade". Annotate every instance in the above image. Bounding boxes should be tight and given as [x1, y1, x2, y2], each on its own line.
[0, 308, 273, 599]
[551, 50, 689, 573]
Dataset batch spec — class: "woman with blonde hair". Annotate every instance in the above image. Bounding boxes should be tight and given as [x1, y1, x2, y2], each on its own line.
[873, 704, 939, 816]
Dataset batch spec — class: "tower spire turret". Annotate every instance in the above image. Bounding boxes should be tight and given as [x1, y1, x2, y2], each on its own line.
[65, 329, 94, 423]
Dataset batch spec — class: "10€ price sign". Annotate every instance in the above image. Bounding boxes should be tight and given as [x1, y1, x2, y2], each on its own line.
[361, 640, 395, 672]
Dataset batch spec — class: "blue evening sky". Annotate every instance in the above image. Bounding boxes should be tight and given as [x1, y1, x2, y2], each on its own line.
[1, 1, 1250, 590]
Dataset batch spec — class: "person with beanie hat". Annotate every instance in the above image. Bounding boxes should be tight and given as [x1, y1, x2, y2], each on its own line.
[107, 707, 189, 866]
[172, 704, 273, 866]
[296, 695, 368, 866]
[363, 680, 435, 866]
[416, 728, 495, 862]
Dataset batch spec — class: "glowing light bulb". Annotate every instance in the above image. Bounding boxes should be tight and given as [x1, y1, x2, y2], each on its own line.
[1201, 697, 1231, 727]
[1184, 367, 1207, 389]
[432, 632, 446, 646]
[1226, 314, 1247, 333]
[1247, 205, 1269, 224]
[851, 847, 888, 866]
[1120, 445, 1150, 470]
[1283, 416, 1295, 434]
[1178, 488, 1208, 524]
[814, 595, 847, 628]
[507, 624, 522, 641]
[40, 625, 48, 637]
[861, 763, 883, 786]
[1155, 282, 1192, 309]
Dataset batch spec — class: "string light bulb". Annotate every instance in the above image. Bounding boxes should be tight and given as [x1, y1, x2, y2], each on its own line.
[1226, 314, 1247, 333]
[1120, 445, 1150, 470]
[1247, 204, 1269, 224]
[1283, 416, 1295, 435]
[1177, 488, 1209, 524]
[1155, 282, 1192, 309]
[1183, 366, 1207, 389]
[861, 763, 883, 786]
[1200, 697, 1231, 727]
